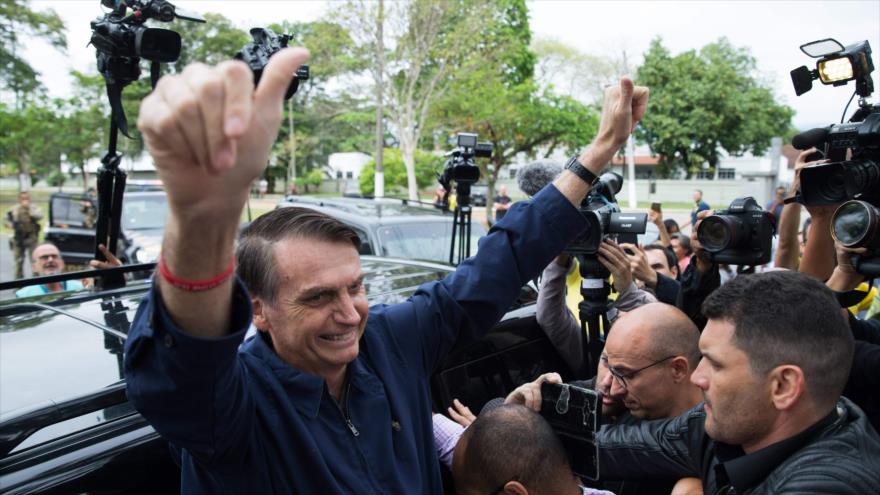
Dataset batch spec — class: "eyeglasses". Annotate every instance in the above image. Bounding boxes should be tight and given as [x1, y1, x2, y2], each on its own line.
[601, 355, 676, 391]
[37, 253, 60, 261]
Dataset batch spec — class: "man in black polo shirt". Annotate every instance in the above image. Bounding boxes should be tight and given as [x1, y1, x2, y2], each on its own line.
[597, 271, 880, 493]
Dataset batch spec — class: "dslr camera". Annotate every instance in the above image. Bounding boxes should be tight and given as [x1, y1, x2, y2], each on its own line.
[697, 197, 775, 265]
[236, 27, 310, 100]
[790, 38, 880, 275]
[566, 172, 647, 256]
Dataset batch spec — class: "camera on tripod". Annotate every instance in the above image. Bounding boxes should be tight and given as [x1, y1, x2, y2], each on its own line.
[790, 38, 880, 275]
[236, 27, 310, 100]
[91, 0, 204, 83]
[565, 172, 647, 256]
[697, 197, 775, 265]
[440, 133, 493, 186]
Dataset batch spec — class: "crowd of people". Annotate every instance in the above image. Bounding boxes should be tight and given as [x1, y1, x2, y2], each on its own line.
[9, 44, 879, 494]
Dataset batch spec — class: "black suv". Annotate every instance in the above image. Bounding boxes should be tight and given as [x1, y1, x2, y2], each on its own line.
[276, 195, 488, 264]
[0, 257, 571, 493]
[45, 190, 167, 266]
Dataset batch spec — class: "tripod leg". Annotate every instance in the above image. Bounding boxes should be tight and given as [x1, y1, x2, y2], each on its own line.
[107, 168, 127, 259]
[449, 207, 459, 265]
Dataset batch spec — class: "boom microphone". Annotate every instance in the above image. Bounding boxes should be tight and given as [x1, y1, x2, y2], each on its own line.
[792, 126, 830, 150]
[517, 160, 563, 197]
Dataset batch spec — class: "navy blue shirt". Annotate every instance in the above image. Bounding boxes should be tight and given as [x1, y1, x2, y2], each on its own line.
[124, 185, 587, 494]
[690, 200, 710, 226]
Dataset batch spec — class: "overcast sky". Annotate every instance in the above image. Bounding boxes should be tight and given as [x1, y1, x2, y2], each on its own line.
[22, 0, 880, 130]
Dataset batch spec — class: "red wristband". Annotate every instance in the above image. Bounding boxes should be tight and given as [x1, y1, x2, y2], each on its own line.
[158, 253, 235, 292]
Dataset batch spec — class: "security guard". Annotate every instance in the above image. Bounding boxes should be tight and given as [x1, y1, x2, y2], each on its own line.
[5, 191, 43, 279]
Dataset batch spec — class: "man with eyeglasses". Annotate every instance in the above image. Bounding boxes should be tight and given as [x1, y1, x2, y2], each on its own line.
[509, 303, 702, 495]
[14, 243, 83, 297]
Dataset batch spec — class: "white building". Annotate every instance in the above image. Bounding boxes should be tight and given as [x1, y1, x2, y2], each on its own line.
[327, 152, 372, 180]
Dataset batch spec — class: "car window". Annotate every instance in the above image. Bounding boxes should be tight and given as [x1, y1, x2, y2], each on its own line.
[122, 195, 169, 230]
[376, 221, 487, 263]
[50, 194, 94, 228]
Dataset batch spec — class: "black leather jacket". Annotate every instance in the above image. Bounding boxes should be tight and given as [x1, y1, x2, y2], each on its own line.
[597, 397, 880, 494]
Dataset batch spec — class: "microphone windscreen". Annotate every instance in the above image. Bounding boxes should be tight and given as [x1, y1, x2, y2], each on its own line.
[517, 160, 563, 197]
[791, 127, 829, 150]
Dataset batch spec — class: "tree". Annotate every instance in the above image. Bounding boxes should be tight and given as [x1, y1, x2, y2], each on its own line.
[358, 148, 442, 196]
[431, 0, 598, 219]
[169, 13, 249, 73]
[0, 0, 67, 107]
[339, 0, 490, 200]
[0, 100, 65, 187]
[635, 38, 794, 177]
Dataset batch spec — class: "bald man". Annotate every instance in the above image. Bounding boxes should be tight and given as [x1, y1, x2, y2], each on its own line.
[15, 243, 83, 297]
[599, 303, 703, 420]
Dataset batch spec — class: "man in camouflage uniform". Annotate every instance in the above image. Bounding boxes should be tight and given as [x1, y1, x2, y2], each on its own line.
[5, 191, 43, 279]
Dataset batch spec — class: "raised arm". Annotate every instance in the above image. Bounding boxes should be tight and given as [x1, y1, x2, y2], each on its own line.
[136, 48, 310, 338]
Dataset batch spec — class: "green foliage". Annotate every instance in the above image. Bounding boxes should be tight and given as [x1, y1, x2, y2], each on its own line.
[359, 148, 442, 196]
[430, 0, 598, 216]
[636, 38, 794, 177]
[0, 100, 65, 183]
[0, 0, 67, 104]
[47, 169, 65, 188]
[170, 13, 249, 72]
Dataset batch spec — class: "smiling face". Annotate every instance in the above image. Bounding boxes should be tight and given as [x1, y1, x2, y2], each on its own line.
[690, 319, 775, 448]
[253, 237, 368, 379]
[31, 243, 65, 276]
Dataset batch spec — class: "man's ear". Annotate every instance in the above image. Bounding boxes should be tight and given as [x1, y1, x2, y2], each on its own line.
[252, 298, 269, 332]
[502, 481, 529, 495]
[670, 356, 690, 383]
[769, 365, 806, 411]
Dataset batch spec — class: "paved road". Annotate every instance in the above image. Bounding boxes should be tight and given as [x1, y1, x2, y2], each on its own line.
[1, 233, 33, 298]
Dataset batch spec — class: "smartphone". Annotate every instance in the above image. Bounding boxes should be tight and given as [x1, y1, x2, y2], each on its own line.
[540, 382, 601, 480]
[650, 202, 662, 213]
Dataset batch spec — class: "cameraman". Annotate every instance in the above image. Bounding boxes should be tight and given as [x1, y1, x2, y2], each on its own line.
[825, 242, 880, 431]
[537, 239, 657, 373]
[5, 191, 43, 279]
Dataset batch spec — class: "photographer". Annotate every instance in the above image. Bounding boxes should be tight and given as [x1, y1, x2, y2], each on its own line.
[123, 46, 649, 493]
[5, 191, 43, 279]
[537, 240, 657, 373]
[825, 242, 880, 431]
[624, 243, 683, 308]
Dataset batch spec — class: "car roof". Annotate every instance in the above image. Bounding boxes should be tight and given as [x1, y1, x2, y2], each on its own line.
[277, 196, 454, 226]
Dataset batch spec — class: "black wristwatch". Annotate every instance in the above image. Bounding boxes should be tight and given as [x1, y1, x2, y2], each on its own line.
[564, 155, 599, 185]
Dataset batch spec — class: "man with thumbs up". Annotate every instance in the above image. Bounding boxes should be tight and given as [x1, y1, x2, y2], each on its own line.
[124, 47, 648, 493]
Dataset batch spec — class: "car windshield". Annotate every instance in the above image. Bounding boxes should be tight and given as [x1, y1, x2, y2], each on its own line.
[122, 195, 168, 230]
[376, 221, 487, 263]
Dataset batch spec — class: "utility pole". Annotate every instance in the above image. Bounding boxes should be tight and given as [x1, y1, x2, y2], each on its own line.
[286, 98, 296, 195]
[623, 50, 637, 209]
[373, 0, 385, 198]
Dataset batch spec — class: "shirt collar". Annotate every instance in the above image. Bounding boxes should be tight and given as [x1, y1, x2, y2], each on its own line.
[714, 408, 839, 493]
[244, 331, 382, 419]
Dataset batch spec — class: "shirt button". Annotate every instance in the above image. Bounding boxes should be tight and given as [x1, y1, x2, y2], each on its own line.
[163, 334, 175, 348]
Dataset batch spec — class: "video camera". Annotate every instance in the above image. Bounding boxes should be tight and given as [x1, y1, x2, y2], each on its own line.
[790, 38, 880, 275]
[697, 197, 775, 265]
[90, 0, 204, 135]
[565, 172, 647, 256]
[235, 27, 310, 100]
[439, 133, 492, 188]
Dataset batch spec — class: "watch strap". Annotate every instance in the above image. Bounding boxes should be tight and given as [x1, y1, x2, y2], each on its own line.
[565, 155, 598, 185]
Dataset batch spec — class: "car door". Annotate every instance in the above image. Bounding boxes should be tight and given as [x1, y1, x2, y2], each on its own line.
[44, 193, 96, 266]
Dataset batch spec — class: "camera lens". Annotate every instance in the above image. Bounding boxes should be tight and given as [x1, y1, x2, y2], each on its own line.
[698, 216, 743, 252]
[832, 200, 880, 248]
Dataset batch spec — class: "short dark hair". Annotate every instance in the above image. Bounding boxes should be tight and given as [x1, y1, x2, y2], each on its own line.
[671, 233, 692, 255]
[701, 271, 854, 409]
[663, 218, 680, 233]
[460, 405, 570, 493]
[236, 207, 360, 305]
[644, 244, 679, 277]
